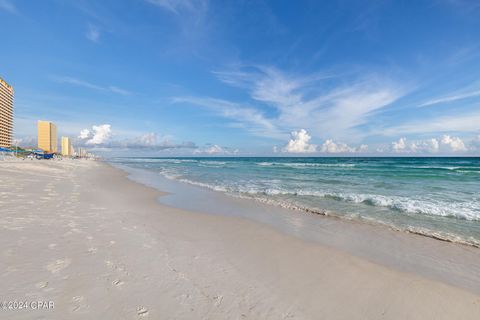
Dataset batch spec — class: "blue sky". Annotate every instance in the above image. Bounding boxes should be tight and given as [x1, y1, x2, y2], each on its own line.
[1, 0, 480, 155]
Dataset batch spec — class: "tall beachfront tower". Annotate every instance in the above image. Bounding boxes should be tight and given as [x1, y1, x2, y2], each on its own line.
[61, 136, 72, 156]
[0, 77, 14, 148]
[38, 121, 58, 153]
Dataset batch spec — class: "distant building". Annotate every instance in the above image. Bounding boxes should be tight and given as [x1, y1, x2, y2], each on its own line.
[77, 147, 87, 158]
[61, 136, 72, 156]
[38, 121, 58, 153]
[0, 77, 14, 148]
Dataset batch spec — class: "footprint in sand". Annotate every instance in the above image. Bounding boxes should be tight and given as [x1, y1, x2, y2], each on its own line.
[46, 258, 71, 274]
[71, 296, 88, 313]
[112, 279, 124, 287]
[68, 222, 78, 228]
[35, 281, 48, 289]
[213, 295, 223, 307]
[137, 306, 149, 317]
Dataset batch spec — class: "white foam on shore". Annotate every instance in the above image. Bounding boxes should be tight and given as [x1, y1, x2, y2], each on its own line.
[156, 169, 480, 222]
[152, 169, 480, 248]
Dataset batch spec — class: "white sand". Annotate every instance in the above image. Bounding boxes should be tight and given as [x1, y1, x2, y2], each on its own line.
[1, 159, 479, 319]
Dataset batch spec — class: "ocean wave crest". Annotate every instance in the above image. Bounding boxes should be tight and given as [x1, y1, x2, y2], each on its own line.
[156, 169, 480, 221]
[256, 162, 355, 168]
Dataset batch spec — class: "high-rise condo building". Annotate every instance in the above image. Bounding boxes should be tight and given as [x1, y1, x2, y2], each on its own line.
[61, 136, 73, 156]
[0, 77, 14, 148]
[77, 147, 87, 158]
[38, 121, 58, 153]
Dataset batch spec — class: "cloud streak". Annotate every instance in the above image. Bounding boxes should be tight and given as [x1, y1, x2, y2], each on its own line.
[381, 111, 480, 136]
[145, 0, 205, 14]
[86, 23, 101, 42]
[419, 88, 480, 107]
[0, 0, 16, 13]
[54, 76, 131, 95]
[172, 96, 283, 139]
[215, 66, 404, 141]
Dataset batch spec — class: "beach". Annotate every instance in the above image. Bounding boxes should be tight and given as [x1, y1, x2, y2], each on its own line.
[1, 159, 480, 319]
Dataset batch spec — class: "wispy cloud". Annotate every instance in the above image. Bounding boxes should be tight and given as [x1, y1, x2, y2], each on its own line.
[172, 96, 283, 139]
[54, 76, 131, 95]
[0, 0, 16, 13]
[86, 23, 100, 42]
[145, 0, 205, 14]
[108, 86, 130, 95]
[209, 66, 404, 142]
[419, 86, 480, 107]
[381, 111, 480, 135]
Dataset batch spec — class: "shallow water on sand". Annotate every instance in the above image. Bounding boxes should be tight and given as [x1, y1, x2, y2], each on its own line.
[111, 162, 480, 295]
[111, 157, 480, 247]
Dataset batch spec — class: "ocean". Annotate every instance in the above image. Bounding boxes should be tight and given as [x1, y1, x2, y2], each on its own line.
[111, 157, 480, 247]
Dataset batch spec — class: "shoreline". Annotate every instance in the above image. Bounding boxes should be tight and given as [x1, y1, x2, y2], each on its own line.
[110, 157, 480, 249]
[1, 159, 480, 319]
[115, 162, 480, 295]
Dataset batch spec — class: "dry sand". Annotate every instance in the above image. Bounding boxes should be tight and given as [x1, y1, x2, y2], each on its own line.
[1, 159, 479, 319]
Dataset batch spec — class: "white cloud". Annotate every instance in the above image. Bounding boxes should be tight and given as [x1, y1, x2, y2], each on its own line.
[77, 127, 196, 151]
[117, 133, 196, 150]
[319, 140, 368, 153]
[392, 137, 408, 152]
[411, 138, 440, 153]
[54, 76, 130, 95]
[282, 129, 316, 153]
[194, 144, 238, 155]
[470, 135, 480, 150]
[136, 132, 158, 147]
[391, 135, 468, 153]
[78, 129, 91, 139]
[79, 124, 112, 145]
[356, 144, 369, 152]
[320, 139, 352, 153]
[0, 0, 15, 13]
[86, 24, 100, 42]
[440, 135, 467, 152]
[203, 144, 224, 154]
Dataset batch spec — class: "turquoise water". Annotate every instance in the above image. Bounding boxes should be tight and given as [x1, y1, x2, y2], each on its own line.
[112, 157, 480, 247]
